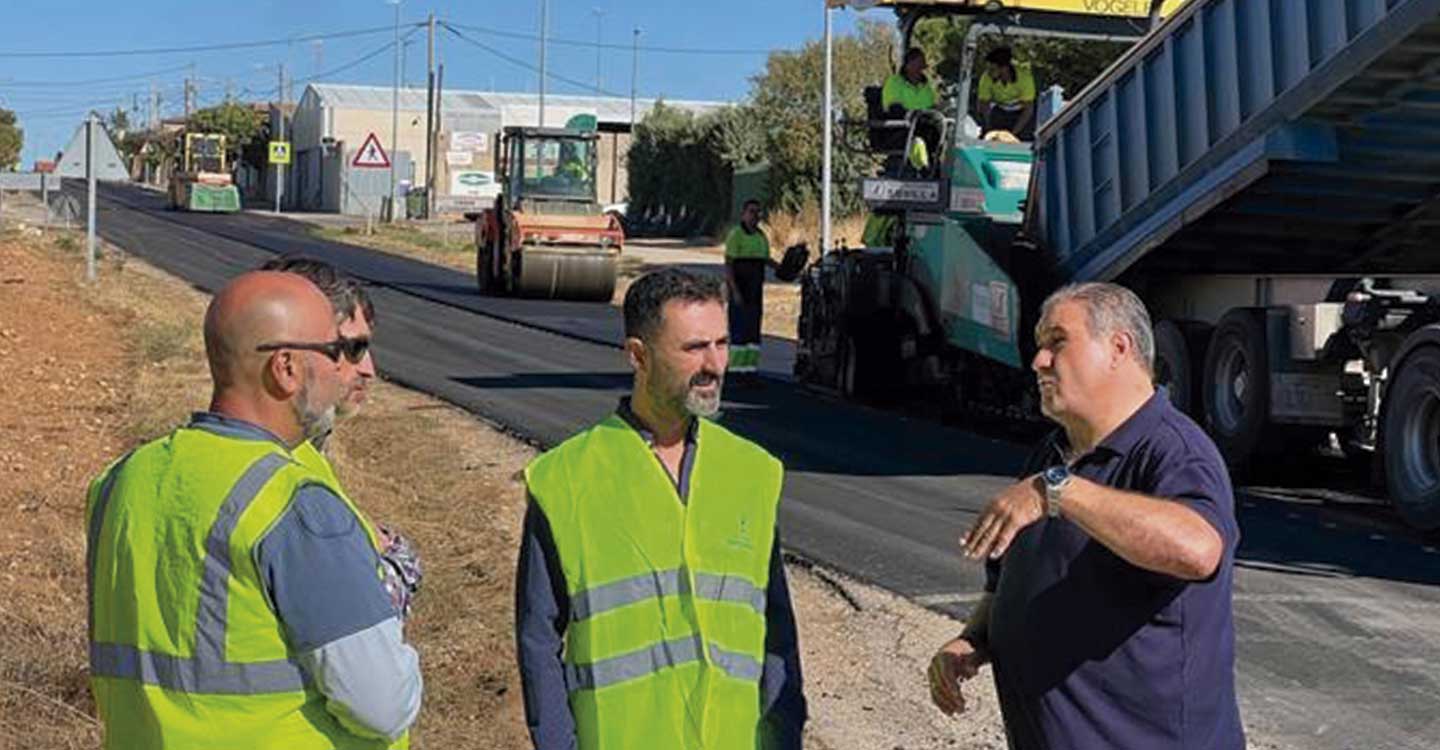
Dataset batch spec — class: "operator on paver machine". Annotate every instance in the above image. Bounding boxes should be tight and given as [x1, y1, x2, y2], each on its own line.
[800, 0, 1185, 404]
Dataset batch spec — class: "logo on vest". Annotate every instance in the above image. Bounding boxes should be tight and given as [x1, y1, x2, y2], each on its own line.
[726, 517, 754, 551]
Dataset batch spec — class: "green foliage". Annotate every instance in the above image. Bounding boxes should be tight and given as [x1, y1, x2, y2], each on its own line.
[103, 108, 130, 139]
[188, 102, 263, 164]
[0, 109, 23, 170]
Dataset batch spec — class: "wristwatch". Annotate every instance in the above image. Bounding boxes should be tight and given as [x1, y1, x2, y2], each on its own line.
[1041, 465, 1071, 518]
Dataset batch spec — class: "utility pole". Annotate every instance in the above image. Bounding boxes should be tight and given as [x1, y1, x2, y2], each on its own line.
[425, 12, 436, 219]
[538, 0, 549, 126]
[822, 6, 833, 254]
[593, 8, 605, 95]
[149, 82, 158, 129]
[276, 63, 286, 214]
[389, 0, 401, 221]
[629, 28, 641, 130]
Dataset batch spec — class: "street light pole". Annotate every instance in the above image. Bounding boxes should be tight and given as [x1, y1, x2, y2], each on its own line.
[629, 27, 640, 129]
[389, 0, 401, 221]
[538, 0, 549, 126]
[593, 8, 605, 95]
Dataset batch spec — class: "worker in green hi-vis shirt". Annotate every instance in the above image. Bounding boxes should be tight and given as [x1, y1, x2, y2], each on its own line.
[724, 199, 780, 381]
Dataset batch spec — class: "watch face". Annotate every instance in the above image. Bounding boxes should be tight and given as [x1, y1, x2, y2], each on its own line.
[1044, 465, 1068, 486]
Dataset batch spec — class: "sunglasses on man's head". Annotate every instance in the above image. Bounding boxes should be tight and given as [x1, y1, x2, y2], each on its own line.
[256, 336, 371, 364]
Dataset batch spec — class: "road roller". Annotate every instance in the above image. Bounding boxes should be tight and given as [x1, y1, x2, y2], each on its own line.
[475, 126, 623, 301]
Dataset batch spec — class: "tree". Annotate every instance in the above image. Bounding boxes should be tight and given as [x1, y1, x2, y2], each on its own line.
[0, 109, 22, 171]
[188, 102, 263, 165]
[104, 107, 130, 139]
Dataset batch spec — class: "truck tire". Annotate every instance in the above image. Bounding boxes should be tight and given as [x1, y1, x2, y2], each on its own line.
[1154, 320, 1192, 415]
[476, 239, 498, 295]
[1381, 345, 1440, 530]
[1203, 308, 1270, 471]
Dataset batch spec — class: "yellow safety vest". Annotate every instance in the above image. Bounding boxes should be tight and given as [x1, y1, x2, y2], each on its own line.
[86, 425, 402, 749]
[525, 414, 782, 749]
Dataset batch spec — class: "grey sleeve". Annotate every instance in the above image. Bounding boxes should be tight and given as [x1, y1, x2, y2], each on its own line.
[257, 484, 423, 740]
[297, 617, 423, 741]
[516, 499, 578, 750]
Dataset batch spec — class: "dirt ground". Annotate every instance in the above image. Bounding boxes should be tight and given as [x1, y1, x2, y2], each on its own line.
[0, 205, 1014, 749]
[309, 219, 815, 342]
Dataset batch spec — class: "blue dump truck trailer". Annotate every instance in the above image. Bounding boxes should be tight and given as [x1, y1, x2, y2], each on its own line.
[800, 0, 1440, 528]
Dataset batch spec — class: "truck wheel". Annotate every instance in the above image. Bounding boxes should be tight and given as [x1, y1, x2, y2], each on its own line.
[477, 238, 500, 296]
[1154, 320, 1192, 415]
[838, 334, 862, 399]
[1382, 345, 1440, 530]
[1203, 309, 1270, 470]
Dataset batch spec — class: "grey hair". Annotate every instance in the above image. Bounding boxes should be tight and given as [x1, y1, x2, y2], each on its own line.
[1039, 282, 1155, 375]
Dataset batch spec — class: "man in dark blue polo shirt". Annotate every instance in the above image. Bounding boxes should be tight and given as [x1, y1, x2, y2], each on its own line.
[927, 282, 1244, 750]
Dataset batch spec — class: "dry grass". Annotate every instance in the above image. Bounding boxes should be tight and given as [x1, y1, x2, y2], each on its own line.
[763, 206, 868, 253]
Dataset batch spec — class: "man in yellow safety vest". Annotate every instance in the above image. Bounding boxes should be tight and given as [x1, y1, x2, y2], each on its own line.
[86, 271, 423, 749]
[515, 267, 807, 749]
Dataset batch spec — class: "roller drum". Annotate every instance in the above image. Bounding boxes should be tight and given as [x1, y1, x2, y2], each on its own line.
[513, 250, 618, 301]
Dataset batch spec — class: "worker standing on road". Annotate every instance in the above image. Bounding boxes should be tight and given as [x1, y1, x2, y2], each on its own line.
[260, 255, 423, 619]
[882, 48, 941, 171]
[927, 282, 1243, 750]
[724, 199, 780, 382]
[86, 271, 423, 749]
[976, 46, 1037, 141]
[515, 267, 807, 749]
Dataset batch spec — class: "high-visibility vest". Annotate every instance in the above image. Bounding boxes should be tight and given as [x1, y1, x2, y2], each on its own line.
[881, 73, 938, 112]
[86, 425, 403, 750]
[725, 225, 771, 261]
[525, 414, 783, 749]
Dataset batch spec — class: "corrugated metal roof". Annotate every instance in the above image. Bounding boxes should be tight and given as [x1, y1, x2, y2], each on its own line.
[303, 83, 730, 125]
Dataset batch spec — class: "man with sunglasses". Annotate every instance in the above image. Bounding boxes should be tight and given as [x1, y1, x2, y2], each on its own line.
[259, 255, 423, 621]
[86, 271, 423, 749]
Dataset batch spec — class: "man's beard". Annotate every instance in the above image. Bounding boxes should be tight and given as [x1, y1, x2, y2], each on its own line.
[680, 370, 723, 418]
[294, 366, 339, 443]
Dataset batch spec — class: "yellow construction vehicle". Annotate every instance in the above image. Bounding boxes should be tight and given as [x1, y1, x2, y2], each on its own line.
[169, 133, 241, 213]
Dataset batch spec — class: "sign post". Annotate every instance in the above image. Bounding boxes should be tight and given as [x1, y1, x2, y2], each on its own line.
[86, 114, 97, 282]
[269, 141, 291, 214]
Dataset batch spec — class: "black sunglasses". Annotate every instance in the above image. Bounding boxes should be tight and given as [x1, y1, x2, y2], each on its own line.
[256, 336, 371, 364]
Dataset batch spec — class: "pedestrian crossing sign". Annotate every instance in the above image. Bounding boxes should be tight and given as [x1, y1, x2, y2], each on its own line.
[352, 133, 391, 168]
[268, 141, 291, 165]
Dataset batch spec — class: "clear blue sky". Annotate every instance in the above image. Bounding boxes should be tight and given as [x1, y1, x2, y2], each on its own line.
[4, 0, 876, 166]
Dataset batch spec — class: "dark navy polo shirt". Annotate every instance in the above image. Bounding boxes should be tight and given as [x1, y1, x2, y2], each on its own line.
[984, 391, 1244, 750]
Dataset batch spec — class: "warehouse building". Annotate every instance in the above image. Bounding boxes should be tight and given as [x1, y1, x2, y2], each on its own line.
[281, 83, 728, 216]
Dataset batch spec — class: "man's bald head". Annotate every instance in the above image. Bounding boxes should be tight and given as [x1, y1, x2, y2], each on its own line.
[204, 271, 337, 391]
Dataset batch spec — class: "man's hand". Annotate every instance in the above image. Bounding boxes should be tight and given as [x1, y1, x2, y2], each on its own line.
[928, 636, 988, 716]
[963, 475, 1045, 560]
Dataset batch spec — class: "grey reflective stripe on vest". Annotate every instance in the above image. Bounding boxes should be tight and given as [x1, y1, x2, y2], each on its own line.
[88, 452, 307, 695]
[564, 635, 764, 692]
[193, 453, 290, 662]
[708, 643, 763, 682]
[693, 573, 767, 615]
[571, 568, 765, 622]
[90, 642, 306, 694]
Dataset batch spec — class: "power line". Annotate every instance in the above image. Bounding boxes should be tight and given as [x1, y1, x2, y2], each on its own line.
[0, 23, 419, 59]
[445, 20, 772, 56]
[441, 22, 629, 99]
[291, 27, 421, 90]
[0, 63, 193, 88]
